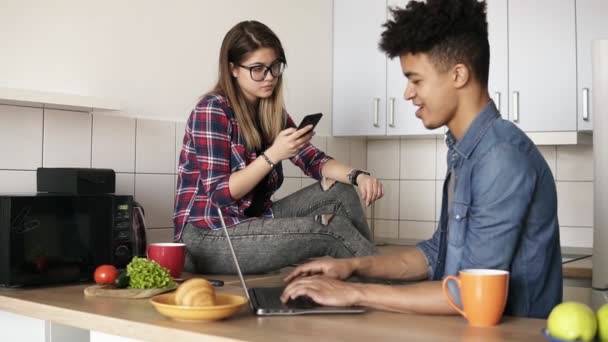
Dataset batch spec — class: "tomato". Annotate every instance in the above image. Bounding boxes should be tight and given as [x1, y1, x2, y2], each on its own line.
[94, 265, 119, 285]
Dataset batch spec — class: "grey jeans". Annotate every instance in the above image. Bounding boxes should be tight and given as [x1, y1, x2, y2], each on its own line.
[181, 181, 376, 274]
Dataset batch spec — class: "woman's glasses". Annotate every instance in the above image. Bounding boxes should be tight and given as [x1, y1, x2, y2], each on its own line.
[237, 61, 286, 82]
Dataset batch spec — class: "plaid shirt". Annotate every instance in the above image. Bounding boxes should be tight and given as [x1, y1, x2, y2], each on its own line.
[173, 94, 332, 240]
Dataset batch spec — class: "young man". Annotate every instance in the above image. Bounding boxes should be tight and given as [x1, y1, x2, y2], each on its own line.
[281, 0, 562, 318]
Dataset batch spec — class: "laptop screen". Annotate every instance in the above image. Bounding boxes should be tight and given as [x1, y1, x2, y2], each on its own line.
[216, 206, 251, 300]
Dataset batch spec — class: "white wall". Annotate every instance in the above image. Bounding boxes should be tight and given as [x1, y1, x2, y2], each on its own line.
[0, 0, 333, 135]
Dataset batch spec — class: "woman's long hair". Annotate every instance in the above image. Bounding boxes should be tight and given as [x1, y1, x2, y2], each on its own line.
[212, 20, 287, 151]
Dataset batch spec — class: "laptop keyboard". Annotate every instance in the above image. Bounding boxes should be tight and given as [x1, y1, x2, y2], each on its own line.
[252, 287, 320, 309]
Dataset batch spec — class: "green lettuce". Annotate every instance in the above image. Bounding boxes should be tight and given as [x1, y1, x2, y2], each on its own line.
[126, 257, 176, 289]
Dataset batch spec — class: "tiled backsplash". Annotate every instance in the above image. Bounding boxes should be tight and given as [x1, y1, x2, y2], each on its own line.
[366, 138, 594, 252]
[0, 104, 366, 245]
[0, 104, 594, 251]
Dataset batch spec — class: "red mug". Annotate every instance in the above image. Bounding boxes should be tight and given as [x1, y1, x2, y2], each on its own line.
[146, 243, 186, 278]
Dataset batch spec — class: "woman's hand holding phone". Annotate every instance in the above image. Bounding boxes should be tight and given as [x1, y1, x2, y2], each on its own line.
[265, 125, 315, 162]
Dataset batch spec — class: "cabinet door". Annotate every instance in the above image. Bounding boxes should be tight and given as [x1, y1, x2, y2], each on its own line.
[333, 0, 387, 136]
[486, 0, 509, 118]
[508, 0, 577, 132]
[386, 0, 439, 136]
[576, 0, 608, 131]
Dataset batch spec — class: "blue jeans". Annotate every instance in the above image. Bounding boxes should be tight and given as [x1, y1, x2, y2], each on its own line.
[181, 182, 376, 274]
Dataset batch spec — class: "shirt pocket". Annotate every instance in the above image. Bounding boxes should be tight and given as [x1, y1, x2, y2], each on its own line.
[448, 202, 469, 247]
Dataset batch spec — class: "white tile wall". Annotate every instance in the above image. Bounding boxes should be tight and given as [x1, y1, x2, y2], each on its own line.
[311, 135, 327, 153]
[0, 104, 180, 231]
[556, 145, 594, 181]
[115, 173, 135, 196]
[363, 138, 595, 250]
[326, 137, 350, 164]
[400, 180, 436, 221]
[273, 177, 302, 200]
[301, 177, 318, 188]
[373, 180, 399, 220]
[560, 227, 594, 248]
[400, 139, 436, 180]
[135, 119, 175, 174]
[399, 221, 436, 241]
[349, 138, 367, 171]
[435, 136, 448, 180]
[283, 160, 303, 177]
[0, 170, 37, 193]
[367, 140, 400, 179]
[43, 109, 92, 168]
[135, 174, 175, 229]
[92, 114, 136, 172]
[557, 181, 593, 227]
[0, 103, 595, 249]
[0, 105, 42, 170]
[147, 228, 174, 244]
[538, 146, 557, 178]
[373, 219, 399, 239]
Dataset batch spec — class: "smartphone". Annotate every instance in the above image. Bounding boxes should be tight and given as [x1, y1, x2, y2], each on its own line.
[297, 113, 323, 130]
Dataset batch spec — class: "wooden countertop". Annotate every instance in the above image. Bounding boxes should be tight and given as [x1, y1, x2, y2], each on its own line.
[562, 256, 592, 279]
[0, 274, 548, 342]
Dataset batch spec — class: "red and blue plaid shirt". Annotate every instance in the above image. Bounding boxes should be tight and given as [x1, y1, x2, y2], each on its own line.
[173, 94, 332, 240]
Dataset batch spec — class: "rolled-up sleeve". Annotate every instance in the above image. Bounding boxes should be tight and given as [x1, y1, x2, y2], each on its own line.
[190, 100, 237, 207]
[286, 115, 332, 180]
[461, 143, 537, 270]
[416, 224, 441, 279]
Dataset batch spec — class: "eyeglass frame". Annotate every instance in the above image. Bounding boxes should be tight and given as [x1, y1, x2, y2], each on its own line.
[236, 60, 286, 82]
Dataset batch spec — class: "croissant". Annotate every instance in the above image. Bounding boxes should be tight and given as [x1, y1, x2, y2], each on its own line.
[175, 278, 216, 307]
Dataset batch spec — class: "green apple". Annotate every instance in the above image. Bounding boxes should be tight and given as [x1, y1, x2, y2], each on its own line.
[597, 303, 608, 341]
[547, 302, 597, 342]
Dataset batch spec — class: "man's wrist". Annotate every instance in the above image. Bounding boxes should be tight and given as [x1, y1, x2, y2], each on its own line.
[350, 257, 362, 275]
[350, 283, 370, 307]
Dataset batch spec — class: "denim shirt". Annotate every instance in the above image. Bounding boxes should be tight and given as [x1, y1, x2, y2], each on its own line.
[417, 101, 562, 318]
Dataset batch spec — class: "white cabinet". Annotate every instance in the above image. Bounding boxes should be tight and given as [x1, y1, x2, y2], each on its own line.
[576, 0, 608, 132]
[486, 0, 509, 116]
[508, 0, 577, 132]
[334, 0, 603, 139]
[333, 0, 387, 136]
[333, 0, 440, 136]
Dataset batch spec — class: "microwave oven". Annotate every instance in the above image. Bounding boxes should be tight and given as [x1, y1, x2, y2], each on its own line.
[0, 193, 137, 287]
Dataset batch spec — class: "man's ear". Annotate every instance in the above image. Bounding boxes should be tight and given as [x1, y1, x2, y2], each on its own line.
[452, 63, 470, 89]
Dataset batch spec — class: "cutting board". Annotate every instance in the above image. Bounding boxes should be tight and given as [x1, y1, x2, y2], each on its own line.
[84, 284, 177, 299]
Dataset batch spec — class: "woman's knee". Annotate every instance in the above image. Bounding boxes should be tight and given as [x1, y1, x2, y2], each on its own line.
[331, 182, 359, 200]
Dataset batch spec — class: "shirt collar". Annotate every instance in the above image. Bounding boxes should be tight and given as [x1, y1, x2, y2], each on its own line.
[445, 100, 500, 159]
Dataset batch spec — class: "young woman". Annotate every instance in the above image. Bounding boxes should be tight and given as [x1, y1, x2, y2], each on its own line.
[174, 20, 384, 274]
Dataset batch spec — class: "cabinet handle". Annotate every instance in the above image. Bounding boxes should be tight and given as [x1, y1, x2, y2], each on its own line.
[388, 97, 395, 127]
[373, 97, 380, 127]
[582, 88, 590, 121]
[494, 91, 501, 112]
[512, 91, 520, 123]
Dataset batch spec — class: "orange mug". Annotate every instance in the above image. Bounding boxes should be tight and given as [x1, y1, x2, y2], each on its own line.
[442, 269, 509, 327]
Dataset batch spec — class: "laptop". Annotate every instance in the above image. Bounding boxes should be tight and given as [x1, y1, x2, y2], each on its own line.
[216, 207, 366, 316]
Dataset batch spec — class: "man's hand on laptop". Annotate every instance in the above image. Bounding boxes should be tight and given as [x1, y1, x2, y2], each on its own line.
[280, 275, 364, 307]
[283, 257, 356, 283]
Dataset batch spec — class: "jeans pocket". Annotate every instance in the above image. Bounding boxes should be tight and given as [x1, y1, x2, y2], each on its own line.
[448, 202, 469, 247]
